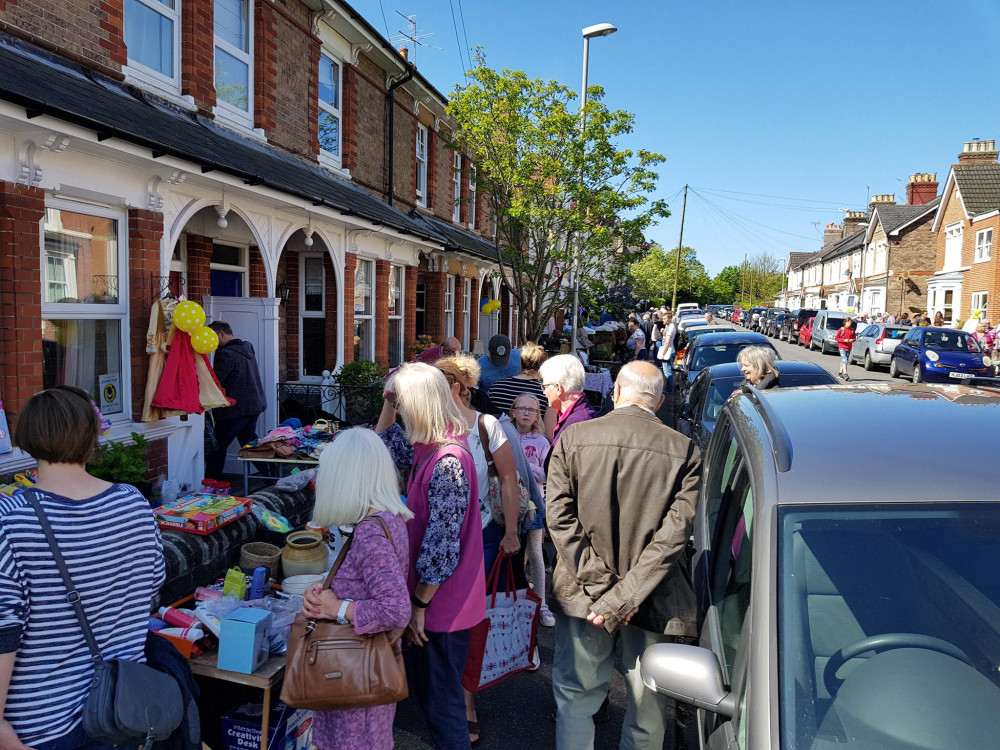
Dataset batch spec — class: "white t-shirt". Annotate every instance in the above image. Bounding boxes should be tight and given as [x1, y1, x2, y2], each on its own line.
[467, 411, 508, 528]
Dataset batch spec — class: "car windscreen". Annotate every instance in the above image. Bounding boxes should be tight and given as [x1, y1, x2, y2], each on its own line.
[690, 344, 754, 371]
[923, 330, 982, 352]
[778, 503, 1000, 750]
[825, 316, 846, 329]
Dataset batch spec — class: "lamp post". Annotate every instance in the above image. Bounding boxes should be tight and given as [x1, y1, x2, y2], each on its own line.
[571, 22, 616, 355]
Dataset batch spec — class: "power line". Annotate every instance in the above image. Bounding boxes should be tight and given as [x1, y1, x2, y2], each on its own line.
[689, 188, 824, 244]
[692, 185, 864, 207]
[447, 0, 468, 78]
[457, 0, 472, 68]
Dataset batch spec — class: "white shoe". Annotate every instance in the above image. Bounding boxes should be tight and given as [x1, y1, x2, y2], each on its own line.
[539, 604, 555, 628]
[527, 645, 541, 671]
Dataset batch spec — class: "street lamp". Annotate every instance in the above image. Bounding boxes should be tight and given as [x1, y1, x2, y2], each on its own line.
[571, 22, 617, 355]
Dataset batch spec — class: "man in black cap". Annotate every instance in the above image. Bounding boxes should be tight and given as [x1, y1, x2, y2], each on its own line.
[477, 334, 521, 392]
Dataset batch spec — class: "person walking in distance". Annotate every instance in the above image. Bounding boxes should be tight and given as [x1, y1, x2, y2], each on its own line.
[835, 318, 857, 382]
[205, 321, 266, 480]
[547, 362, 701, 750]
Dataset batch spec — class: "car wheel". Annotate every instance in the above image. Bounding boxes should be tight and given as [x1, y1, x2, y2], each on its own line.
[809, 338, 817, 351]
[863, 351, 874, 371]
[889, 357, 899, 378]
[911, 361, 922, 384]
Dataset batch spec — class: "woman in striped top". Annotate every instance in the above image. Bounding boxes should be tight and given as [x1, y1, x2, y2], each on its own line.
[0, 386, 164, 750]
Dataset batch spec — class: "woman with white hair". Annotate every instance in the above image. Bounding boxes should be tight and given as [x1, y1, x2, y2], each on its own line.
[737, 345, 780, 390]
[303, 428, 413, 750]
[540, 354, 597, 445]
[375, 363, 485, 749]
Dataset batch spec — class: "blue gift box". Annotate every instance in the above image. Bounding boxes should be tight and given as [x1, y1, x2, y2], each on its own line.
[217, 607, 272, 674]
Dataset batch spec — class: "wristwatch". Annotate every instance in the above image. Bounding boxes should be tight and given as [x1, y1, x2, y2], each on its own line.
[336, 599, 353, 625]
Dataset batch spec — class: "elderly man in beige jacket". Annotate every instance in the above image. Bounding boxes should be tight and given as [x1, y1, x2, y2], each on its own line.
[547, 360, 701, 750]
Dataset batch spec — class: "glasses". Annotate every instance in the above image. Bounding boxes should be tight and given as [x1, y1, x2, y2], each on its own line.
[541, 382, 560, 390]
[513, 407, 538, 415]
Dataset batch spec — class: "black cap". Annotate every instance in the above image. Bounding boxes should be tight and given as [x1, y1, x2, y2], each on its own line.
[488, 334, 511, 367]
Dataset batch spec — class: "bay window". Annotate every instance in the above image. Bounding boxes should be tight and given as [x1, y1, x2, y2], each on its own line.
[318, 52, 342, 165]
[214, 0, 253, 122]
[124, 0, 180, 87]
[388, 266, 404, 367]
[41, 203, 129, 419]
[354, 259, 374, 361]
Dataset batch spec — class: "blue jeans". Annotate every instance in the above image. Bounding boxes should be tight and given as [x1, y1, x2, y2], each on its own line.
[404, 629, 472, 750]
[31, 725, 116, 750]
[661, 360, 674, 392]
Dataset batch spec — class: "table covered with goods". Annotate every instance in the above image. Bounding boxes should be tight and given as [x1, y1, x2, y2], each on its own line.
[237, 419, 339, 495]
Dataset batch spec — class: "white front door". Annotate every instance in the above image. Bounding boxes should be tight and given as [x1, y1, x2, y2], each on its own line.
[204, 296, 280, 473]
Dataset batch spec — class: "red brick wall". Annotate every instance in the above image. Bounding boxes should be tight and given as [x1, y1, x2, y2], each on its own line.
[0, 0, 126, 78]
[186, 234, 212, 301]
[0, 182, 44, 428]
[404, 264, 417, 356]
[431, 131, 454, 221]
[249, 247, 267, 297]
[343, 253, 356, 365]
[253, 1, 277, 134]
[424, 270, 446, 342]
[181, 0, 215, 112]
[127, 209, 163, 421]
[960, 215, 1000, 322]
[374, 260, 389, 367]
[145, 436, 168, 483]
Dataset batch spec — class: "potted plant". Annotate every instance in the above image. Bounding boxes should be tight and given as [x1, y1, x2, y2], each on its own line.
[332, 361, 388, 426]
[87, 432, 153, 498]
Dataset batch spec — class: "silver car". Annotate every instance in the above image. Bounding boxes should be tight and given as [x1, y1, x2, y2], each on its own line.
[641, 382, 1000, 749]
[849, 323, 910, 370]
[807, 310, 850, 354]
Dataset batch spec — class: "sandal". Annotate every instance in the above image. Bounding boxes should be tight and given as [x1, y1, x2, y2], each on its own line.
[468, 720, 482, 747]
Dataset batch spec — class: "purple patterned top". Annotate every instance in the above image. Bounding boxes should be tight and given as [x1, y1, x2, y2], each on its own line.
[379, 424, 471, 585]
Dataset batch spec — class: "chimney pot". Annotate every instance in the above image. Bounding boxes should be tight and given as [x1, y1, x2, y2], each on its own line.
[399, 46, 409, 60]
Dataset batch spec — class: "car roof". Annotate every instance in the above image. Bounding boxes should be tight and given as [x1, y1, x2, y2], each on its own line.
[702, 361, 833, 380]
[691, 332, 772, 347]
[734, 383, 1000, 504]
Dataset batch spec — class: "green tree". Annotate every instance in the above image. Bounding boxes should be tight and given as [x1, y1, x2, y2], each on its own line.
[711, 265, 743, 304]
[629, 244, 712, 306]
[448, 52, 669, 340]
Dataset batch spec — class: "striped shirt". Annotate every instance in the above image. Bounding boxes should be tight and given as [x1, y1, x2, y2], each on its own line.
[486, 377, 548, 418]
[0, 484, 165, 744]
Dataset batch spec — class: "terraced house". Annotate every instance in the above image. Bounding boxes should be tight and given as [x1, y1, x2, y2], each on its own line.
[0, 0, 515, 488]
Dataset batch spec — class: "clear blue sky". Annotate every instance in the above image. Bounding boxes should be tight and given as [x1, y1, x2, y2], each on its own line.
[351, 0, 1000, 275]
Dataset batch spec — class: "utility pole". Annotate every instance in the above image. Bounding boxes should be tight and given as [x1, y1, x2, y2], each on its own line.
[740, 252, 747, 307]
[671, 184, 688, 310]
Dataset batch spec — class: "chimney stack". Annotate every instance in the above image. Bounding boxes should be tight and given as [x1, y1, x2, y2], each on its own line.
[823, 222, 843, 246]
[957, 138, 998, 164]
[399, 46, 409, 61]
[906, 172, 939, 206]
[868, 194, 896, 213]
[843, 210, 868, 236]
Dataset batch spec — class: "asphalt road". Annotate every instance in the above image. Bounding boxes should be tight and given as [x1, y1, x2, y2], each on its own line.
[760, 326, 896, 383]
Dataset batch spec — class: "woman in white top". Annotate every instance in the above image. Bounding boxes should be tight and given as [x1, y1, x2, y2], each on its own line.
[656, 312, 677, 392]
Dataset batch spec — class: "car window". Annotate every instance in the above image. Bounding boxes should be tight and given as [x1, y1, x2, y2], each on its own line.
[861, 325, 877, 337]
[704, 377, 743, 421]
[688, 375, 709, 417]
[691, 344, 754, 371]
[884, 327, 908, 340]
[924, 330, 982, 352]
[706, 421, 741, 535]
[826, 316, 846, 330]
[712, 460, 754, 674]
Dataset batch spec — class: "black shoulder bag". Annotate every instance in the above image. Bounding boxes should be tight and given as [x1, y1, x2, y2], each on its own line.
[24, 490, 183, 749]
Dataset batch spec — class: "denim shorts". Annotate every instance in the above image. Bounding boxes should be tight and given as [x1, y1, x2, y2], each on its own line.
[839, 348, 851, 366]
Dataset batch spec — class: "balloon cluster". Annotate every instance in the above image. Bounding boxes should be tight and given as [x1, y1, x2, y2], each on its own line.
[173, 301, 219, 354]
[480, 299, 502, 314]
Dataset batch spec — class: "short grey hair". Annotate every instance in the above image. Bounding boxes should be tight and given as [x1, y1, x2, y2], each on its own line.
[737, 345, 778, 382]
[539, 354, 586, 394]
[615, 361, 664, 410]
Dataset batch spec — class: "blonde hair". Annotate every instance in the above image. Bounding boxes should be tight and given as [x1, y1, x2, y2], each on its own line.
[312, 427, 413, 527]
[434, 352, 481, 388]
[519, 343, 546, 374]
[390, 362, 466, 445]
[511, 394, 543, 434]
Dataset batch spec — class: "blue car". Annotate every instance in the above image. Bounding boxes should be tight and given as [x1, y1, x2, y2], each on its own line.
[889, 326, 994, 383]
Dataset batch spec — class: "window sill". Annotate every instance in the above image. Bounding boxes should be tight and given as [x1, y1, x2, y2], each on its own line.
[212, 108, 266, 141]
[974, 257, 992, 264]
[318, 151, 350, 178]
[122, 68, 195, 112]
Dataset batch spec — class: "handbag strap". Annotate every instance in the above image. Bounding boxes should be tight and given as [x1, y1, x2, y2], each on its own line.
[317, 514, 395, 593]
[22, 489, 103, 664]
[477, 414, 497, 474]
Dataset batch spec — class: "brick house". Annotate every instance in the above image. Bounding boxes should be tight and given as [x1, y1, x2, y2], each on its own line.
[929, 139, 1000, 326]
[0, 0, 510, 487]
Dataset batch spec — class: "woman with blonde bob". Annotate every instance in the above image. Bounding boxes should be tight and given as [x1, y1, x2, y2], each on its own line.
[375, 363, 485, 749]
[737, 345, 780, 389]
[304, 428, 412, 750]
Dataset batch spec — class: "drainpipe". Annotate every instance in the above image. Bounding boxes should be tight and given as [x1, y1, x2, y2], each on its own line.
[386, 50, 416, 207]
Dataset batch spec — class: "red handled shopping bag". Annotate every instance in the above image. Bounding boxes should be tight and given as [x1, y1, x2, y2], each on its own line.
[462, 556, 541, 692]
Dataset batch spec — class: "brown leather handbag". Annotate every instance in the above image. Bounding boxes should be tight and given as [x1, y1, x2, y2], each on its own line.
[279, 515, 408, 711]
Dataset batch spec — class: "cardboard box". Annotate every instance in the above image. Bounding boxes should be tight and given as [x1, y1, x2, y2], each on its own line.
[153, 493, 253, 535]
[221, 701, 313, 750]
[217, 607, 271, 674]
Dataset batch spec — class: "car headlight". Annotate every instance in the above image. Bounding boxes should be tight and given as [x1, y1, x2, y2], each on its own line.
[925, 350, 939, 362]
[984, 355, 993, 367]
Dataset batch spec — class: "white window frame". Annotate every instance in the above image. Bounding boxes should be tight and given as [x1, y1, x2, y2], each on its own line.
[170, 236, 187, 298]
[444, 274, 455, 337]
[975, 228, 993, 262]
[415, 125, 428, 206]
[124, 0, 181, 92]
[468, 163, 477, 228]
[298, 254, 326, 379]
[388, 265, 405, 368]
[209, 242, 248, 296]
[462, 277, 471, 350]
[944, 222, 963, 271]
[971, 291, 989, 318]
[213, 0, 254, 128]
[452, 153, 462, 223]
[318, 50, 343, 170]
[354, 258, 375, 361]
[40, 199, 131, 423]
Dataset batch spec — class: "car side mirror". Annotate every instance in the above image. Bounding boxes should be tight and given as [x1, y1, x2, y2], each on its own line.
[672, 363, 683, 372]
[640, 644, 735, 718]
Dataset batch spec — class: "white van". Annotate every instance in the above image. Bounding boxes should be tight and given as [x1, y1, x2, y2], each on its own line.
[676, 303, 701, 314]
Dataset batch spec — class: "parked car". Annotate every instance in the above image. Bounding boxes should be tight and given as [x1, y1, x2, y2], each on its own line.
[797, 316, 815, 347]
[674, 331, 777, 394]
[780, 308, 818, 342]
[849, 324, 911, 370]
[890, 326, 994, 383]
[680, 361, 838, 450]
[640, 382, 1000, 749]
[746, 307, 766, 330]
[808, 310, 850, 354]
[767, 312, 789, 338]
[758, 308, 787, 336]
[675, 303, 702, 315]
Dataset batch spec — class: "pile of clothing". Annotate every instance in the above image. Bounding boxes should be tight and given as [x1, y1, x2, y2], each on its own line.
[238, 420, 337, 461]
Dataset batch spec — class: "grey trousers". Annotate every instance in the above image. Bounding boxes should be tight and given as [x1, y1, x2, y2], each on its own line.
[552, 614, 673, 750]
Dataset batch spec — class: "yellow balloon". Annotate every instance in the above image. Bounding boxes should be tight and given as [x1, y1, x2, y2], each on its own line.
[190, 326, 219, 354]
[173, 301, 206, 333]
